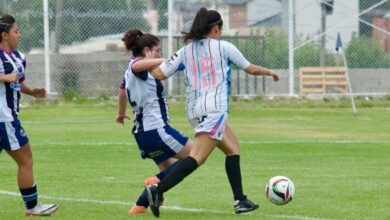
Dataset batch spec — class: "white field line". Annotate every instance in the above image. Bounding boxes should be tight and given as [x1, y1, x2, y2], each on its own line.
[33, 140, 390, 146]
[0, 190, 335, 220]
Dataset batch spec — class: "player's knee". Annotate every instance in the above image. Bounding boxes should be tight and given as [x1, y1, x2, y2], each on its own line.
[192, 155, 208, 166]
[223, 145, 240, 156]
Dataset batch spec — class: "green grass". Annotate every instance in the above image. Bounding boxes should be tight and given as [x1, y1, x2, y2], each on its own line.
[1, 98, 390, 220]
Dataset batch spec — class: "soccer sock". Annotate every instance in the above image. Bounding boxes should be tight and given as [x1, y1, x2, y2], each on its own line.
[135, 189, 149, 207]
[135, 161, 179, 208]
[225, 155, 245, 201]
[157, 156, 198, 193]
[156, 160, 179, 180]
[20, 183, 38, 210]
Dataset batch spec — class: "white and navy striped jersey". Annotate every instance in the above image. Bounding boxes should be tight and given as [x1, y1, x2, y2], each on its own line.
[0, 49, 26, 122]
[160, 39, 250, 120]
[121, 57, 170, 133]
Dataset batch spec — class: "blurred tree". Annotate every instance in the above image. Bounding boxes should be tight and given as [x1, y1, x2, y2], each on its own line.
[346, 33, 390, 68]
[1, 0, 149, 52]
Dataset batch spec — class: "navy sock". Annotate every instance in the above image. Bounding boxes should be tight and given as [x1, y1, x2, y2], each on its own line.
[20, 184, 38, 209]
[135, 160, 179, 207]
[225, 155, 245, 201]
[156, 160, 179, 180]
[157, 156, 198, 193]
[135, 189, 149, 207]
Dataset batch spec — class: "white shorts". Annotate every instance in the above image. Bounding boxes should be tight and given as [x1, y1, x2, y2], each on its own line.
[189, 112, 228, 141]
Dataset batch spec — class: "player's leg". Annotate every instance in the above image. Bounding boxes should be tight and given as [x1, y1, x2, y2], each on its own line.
[147, 133, 218, 217]
[217, 124, 259, 214]
[131, 125, 192, 215]
[1, 120, 58, 216]
[130, 158, 177, 215]
[7, 144, 58, 216]
[146, 112, 228, 217]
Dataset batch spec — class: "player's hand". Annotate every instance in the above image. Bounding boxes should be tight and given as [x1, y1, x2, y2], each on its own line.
[270, 70, 279, 82]
[32, 88, 46, 98]
[1, 72, 19, 83]
[145, 50, 153, 59]
[10, 72, 19, 82]
[116, 115, 130, 125]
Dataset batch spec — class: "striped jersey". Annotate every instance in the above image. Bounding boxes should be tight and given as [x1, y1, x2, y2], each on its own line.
[0, 49, 26, 122]
[121, 57, 169, 133]
[160, 39, 250, 120]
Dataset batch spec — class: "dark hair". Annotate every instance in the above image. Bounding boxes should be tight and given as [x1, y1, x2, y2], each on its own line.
[183, 8, 223, 43]
[0, 14, 16, 42]
[121, 29, 160, 57]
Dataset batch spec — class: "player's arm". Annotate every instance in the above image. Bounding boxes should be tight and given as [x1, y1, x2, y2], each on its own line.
[149, 49, 185, 80]
[0, 72, 19, 83]
[245, 65, 279, 82]
[149, 67, 167, 80]
[131, 58, 164, 73]
[116, 88, 129, 125]
[224, 41, 279, 81]
[20, 82, 46, 98]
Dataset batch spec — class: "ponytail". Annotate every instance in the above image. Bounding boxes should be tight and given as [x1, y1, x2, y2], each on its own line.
[183, 8, 223, 43]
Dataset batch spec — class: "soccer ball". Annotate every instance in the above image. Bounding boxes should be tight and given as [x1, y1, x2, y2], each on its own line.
[265, 176, 295, 205]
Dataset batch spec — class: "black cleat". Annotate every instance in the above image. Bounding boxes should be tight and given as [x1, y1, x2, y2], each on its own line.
[146, 184, 162, 217]
[234, 196, 259, 214]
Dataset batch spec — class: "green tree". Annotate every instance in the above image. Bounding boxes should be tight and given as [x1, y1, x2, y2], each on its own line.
[1, 0, 150, 52]
[346, 33, 390, 68]
[263, 31, 288, 69]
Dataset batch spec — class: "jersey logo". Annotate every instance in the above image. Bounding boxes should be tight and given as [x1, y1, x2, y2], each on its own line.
[166, 53, 178, 66]
[10, 82, 21, 91]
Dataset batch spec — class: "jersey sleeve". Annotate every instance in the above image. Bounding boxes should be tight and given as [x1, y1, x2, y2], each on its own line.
[160, 48, 186, 78]
[119, 78, 125, 89]
[222, 41, 250, 70]
[19, 76, 25, 83]
[0, 59, 4, 75]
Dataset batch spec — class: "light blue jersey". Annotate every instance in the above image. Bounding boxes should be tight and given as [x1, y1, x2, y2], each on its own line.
[122, 57, 170, 133]
[159, 39, 250, 120]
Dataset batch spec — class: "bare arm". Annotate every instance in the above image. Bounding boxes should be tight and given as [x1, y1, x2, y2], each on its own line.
[116, 88, 129, 125]
[132, 51, 167, 73]
[20, 82, 46, 98]
[245, 64, 279, 81]
[0, 72, 19, 83]
[149, 67, 167, 80]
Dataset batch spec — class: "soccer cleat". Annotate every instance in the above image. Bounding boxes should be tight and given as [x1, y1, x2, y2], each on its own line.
[234, 197, 259, 214]
[144, 177, 164, 205]
[128, 205, 147, 215]
[144, 176, 160, 187]
[146, 184, 162, 217]
[25, 203, 59, 216]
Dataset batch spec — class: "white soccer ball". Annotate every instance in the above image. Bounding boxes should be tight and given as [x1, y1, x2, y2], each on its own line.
[265, 176, 295, 205]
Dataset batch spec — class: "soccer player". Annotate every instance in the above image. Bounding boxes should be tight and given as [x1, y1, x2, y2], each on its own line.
[0, 14, 58, 216]
[116, 28, 193, 214]
[145, 8, 279, 217]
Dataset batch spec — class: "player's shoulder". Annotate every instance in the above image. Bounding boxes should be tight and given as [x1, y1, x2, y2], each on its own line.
[13, 50, 26, 60]
[218, 40, 236, 49]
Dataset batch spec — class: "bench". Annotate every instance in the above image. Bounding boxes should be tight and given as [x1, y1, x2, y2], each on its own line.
[299, 67, 349, 95]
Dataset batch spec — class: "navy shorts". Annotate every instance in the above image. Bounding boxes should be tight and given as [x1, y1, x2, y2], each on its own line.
[134, 125, 188, 165]
[0, 119, 29, 151]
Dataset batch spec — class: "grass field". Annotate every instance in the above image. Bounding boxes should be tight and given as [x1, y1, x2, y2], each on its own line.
[1, 98, 389, 220]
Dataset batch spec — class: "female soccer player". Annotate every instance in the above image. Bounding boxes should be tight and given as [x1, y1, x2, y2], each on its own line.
[0, 14, 58, 216]
[145, 8, 279, 217]
[116, 28, 193, 214]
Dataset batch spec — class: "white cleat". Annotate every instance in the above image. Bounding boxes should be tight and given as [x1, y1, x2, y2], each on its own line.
[25, 203, 59, 216]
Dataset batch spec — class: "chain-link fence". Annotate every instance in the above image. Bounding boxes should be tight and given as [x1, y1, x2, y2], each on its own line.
[1, 0, 390, 98]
